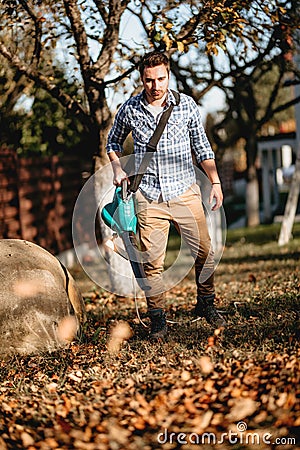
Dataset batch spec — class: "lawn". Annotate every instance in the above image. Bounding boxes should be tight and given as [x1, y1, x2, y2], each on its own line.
[0, 224, 299, 449]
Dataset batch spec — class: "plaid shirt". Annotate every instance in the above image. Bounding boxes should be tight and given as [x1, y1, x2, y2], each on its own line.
[106, 89, 215, 201]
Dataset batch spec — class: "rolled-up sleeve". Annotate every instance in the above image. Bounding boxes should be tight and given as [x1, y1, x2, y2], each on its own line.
[106, 104, 131, 154]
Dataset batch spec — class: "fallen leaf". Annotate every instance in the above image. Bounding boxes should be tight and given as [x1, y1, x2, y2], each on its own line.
[107, 321, 132, 353]
[21, 432, 35, 448]
[227, 398, 259, 421]
[57, 316, 78, 343]
[199, 356, 214, 375]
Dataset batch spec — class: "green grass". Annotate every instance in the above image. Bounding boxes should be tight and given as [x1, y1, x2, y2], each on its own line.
[226, 222, 300, 245]
[165, 222, 300, 268]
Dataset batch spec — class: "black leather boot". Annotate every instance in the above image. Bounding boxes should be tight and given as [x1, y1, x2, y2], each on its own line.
[149, 308, 168, 341]
[194, 294, 226, 328]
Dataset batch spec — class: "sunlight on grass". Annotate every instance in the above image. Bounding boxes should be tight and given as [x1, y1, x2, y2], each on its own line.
[226, 222, 300, 246]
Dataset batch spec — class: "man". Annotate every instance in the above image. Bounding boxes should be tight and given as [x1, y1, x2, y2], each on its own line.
[106, 51, 225, 341]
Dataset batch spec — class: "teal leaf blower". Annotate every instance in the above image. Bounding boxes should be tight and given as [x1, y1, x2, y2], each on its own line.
[101, 180, 150, 291]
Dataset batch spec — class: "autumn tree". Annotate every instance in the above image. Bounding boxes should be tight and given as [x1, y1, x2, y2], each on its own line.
[0, 55, 28, 148]
[18, 68, 85, 156]
[0, 0, 138, 293]
[211, 49, 299, 226]
[3, 2, 297, 158]
[134, 1, 299, 226]
[0, 61, 85, 155]
[0, 0, 299, 291]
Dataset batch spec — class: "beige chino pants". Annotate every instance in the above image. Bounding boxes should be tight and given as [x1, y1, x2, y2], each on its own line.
[134, 184, 215, 310]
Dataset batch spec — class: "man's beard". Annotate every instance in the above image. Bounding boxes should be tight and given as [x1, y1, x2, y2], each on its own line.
[151, 90, 165, 99]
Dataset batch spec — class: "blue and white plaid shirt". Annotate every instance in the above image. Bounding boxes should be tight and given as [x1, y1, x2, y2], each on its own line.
[106, 89, 215, 201]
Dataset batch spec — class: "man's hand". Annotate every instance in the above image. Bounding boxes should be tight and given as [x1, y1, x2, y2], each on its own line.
[112, 164, 128, 186]
[209, 183, 223, 211]
[109, 151, 129, 186]
[200, 159, 223, 210]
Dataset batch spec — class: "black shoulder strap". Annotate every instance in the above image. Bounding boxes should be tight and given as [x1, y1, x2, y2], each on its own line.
[172, 90, 180, 106]
[129, 90, 180, 193]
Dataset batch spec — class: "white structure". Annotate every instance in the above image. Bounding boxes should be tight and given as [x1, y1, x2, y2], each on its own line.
[278, 48, 300, 244]
[258, 134, 296, 223]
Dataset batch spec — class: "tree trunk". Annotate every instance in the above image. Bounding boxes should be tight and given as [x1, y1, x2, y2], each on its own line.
[93, 154, 142, 297]
[86, 87, 142, 297]
[278, 156, 300, 246]
[246, 166, 260, 227]
[278, 54, 300, 246]
[246, 136, 260, 227]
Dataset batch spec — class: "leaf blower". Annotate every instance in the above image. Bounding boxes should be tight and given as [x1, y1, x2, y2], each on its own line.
[101, 179, 150, 291]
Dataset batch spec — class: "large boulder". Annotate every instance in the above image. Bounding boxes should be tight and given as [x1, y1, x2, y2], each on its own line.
[0, 239, 86, 356]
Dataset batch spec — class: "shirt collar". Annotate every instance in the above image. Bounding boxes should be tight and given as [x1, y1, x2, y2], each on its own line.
[140, 88, 176, 109]
[166, 89, 177, 106]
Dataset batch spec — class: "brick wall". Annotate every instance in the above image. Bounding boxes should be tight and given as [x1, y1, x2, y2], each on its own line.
[0, 147, 87, 255]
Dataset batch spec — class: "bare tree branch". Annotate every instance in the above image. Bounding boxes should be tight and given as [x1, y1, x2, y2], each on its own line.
[94, 0, 109, 25]
[63, 0, 91, 82]
[18, 0, 42, 65]
[94, 0, 129, 75]
[269, 94, 300, 116]
[104, 65, 136, 87]
[0, 41, 90, 127]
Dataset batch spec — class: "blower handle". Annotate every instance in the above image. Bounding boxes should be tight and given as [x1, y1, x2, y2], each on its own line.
[121, 178, 129, 201]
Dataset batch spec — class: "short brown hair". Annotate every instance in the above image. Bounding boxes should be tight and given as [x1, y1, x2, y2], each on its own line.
[139, 51, 170, 77]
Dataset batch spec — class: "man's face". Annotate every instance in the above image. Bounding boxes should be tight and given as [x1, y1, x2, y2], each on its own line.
[141, 64, 169, 104]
